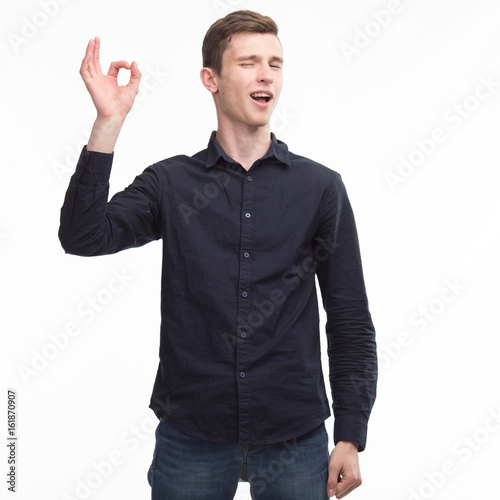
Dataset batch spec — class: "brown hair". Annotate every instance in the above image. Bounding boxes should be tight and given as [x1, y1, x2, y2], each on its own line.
[202, 10, 279, 75]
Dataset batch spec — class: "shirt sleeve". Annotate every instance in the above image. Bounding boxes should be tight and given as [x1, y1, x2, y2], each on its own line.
[58, 146, 162, 256]
[314, 172, 378, 452]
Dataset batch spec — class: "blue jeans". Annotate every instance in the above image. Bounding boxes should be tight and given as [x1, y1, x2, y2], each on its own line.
[147, 419, 329, 499]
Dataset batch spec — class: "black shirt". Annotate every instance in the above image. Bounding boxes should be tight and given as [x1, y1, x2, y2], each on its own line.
[59, 132, 377, 450]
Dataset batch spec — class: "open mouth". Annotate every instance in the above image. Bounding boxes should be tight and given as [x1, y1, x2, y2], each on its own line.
[251, 92, 272, 103]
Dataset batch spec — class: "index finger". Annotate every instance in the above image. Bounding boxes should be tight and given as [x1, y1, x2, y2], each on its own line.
[336, 480, 358, 499]
[80, 38, 95, 78]
[92, 36, 103, 75]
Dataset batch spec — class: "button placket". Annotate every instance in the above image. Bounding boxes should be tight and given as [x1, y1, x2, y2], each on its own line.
[235, 171, 255, 443]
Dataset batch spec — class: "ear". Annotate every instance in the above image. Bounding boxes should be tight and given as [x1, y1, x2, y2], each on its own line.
[200, 67, 218, 94]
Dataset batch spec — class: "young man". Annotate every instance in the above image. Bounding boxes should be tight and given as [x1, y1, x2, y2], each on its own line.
[59, 10, 377, 500]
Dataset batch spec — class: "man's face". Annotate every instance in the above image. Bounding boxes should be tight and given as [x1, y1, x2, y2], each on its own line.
[212, 32, 283, 129]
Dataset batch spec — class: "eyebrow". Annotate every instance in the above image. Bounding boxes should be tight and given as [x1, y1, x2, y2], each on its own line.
[236, 55, 284, 64]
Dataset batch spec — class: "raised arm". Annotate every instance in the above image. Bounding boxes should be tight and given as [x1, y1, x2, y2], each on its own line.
[80, 37, 142, 153]
[58, 38, 160, 257]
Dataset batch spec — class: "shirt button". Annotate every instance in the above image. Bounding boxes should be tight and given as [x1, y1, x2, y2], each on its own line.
[240, 331, 247, 338]
[247, 176, 253, 182]
[243, 252, 250, 258]
[242, 291, 248, 298]
[245, 212, 251, 219]
[240, 372, 246, 378]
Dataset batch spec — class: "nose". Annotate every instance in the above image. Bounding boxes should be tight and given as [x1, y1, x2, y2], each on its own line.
[257, 64, 274, 84]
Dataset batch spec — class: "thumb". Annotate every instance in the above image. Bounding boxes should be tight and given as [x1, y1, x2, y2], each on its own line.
[128, 61, 142, 90]
[327, 465, 340, 497]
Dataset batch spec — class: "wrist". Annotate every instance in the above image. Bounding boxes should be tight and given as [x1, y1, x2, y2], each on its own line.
[87, 115, 126, 154]
[337, 440, 359, 450]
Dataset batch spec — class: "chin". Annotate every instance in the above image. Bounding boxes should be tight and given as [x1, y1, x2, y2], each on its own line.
[252, 120, 271, 128]
[247, 116, 272, 128]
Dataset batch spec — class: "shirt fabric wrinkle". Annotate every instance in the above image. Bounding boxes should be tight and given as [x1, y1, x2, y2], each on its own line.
[58, 131, 377, 450]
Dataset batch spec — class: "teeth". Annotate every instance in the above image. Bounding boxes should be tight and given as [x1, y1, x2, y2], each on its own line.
[251, 92, 271, 98]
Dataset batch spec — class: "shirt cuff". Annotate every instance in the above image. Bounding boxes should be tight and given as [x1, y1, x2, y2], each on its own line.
[333, 414, 369, 452]
[73, 145, 114, 184]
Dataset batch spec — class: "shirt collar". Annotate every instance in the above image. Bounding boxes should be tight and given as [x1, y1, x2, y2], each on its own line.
[205, 130, 291, 169]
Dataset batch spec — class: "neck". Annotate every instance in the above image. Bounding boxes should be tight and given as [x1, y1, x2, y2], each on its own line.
[215, 121, 272, 171]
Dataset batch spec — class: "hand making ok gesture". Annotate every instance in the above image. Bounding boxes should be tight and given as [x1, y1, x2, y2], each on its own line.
[80, 36, 142, 119]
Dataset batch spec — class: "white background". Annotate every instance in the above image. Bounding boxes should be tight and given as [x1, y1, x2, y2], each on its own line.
[2, 0, 500, 499]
